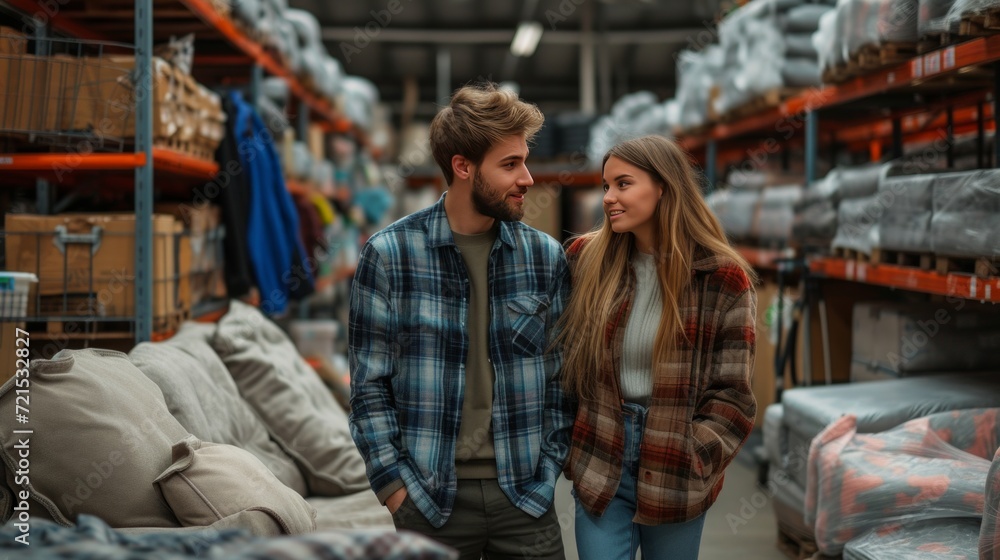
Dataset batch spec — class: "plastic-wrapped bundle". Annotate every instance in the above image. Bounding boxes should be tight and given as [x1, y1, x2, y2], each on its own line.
[945, 0, 1000, 30]
[784, 4, 836, 31]
[839, 162, 887, 199]
[819, 0, 849, 72]
[931, 169, 1000, 258]
[272, 19, 302, 76]
[725, 170, 768, 190]
[674, 46, 724, 130]
[982, 446, 1000, 560]
[920, 0, 960, 36]
[792, 168, 840, 247]
[846, 0, 919, 58]
[340, 76, 379, 131]
[588, 115, 623, 167]
[256, 95, 289, 136]
[782, 57, 822, 86]
[875, 174, 934, 252]
[321, 57, 344, 100]
[610, 91, 658, 123]
[786, 33, 820, 58]
[843, 518, 980, 560]
[805, 408, 1000, 555]
[832, 195, 881, 254]
[792, 198, 838, 246]
[713, 18, 785, 116]
[705, 188, 763, 241]
[758, 185, 803, 244]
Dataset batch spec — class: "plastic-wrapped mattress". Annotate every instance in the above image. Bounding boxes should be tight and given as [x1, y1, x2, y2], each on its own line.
[843, 518, 980, 560]
[806, 408, 999, 555]
[781, 372, 1000, 487]
[982, 446, 1000, 559]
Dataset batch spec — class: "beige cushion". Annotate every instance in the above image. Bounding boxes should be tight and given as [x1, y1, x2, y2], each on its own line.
[308, 490, 393, 531]
[0, 349, 185, 527]
[212, 301, 368, 496]
[154, 435, 317, 535]
[130, 322, 308, 495]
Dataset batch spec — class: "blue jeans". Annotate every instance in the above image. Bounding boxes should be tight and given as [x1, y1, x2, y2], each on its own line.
[575, 402, 706, 560]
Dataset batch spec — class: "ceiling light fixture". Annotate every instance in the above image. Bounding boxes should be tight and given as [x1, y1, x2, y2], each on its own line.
[510, 21, 543, 57]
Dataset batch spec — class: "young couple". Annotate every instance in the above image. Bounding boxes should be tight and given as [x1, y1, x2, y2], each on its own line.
[348, 83, 757, 560]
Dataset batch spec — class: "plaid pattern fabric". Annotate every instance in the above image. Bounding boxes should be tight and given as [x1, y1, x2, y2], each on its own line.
[564, 239, 757, 524]
[348, 194, 573, 529]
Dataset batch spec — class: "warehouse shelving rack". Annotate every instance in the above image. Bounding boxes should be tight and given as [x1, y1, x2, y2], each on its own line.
[673, 32, 1000, 395]
[0, 0, 366, 343]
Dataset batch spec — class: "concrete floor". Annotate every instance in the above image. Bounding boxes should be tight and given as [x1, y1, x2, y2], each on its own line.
[554, 451, 787, 560]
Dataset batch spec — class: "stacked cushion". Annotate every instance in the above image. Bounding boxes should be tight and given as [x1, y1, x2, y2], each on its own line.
[0, 349, 186, 528]
[129, 322, 308, 495]
[212, 301, 369, 496]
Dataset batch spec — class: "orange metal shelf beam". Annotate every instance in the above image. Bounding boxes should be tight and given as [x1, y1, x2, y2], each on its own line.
[810, 257, 1000, 302]
[0, 152, 146, 170]
[151, 148, 219, 179]
[177, 0, 342, 128]
[0, 150, 217, 179]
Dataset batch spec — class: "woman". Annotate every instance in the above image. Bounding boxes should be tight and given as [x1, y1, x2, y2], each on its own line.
[560, 135, 757, 560]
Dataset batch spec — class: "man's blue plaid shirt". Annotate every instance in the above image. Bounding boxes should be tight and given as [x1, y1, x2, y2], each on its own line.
[348, 194, 573, 528]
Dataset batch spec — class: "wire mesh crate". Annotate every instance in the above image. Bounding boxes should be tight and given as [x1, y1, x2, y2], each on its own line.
[1, 213, 192, 336]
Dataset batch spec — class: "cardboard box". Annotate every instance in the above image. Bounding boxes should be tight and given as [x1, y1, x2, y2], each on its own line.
[53, 55, 178, 141]
[0, 54, 52, 133]
[4, 213, 181, 321]
[0, 27, 27, 55]
[154, 203, 225, 308]
[0, 322, 24, 386]
[851, 301, 1000, 378]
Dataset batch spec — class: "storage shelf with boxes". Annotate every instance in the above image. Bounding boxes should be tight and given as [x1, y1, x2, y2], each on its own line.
[0, 31, 226, 163]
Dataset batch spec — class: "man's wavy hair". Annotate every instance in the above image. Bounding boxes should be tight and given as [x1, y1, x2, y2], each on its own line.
[429, 82, 544, 185]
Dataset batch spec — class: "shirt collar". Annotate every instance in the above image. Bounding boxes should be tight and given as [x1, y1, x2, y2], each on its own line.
[426, 192, 517, 250]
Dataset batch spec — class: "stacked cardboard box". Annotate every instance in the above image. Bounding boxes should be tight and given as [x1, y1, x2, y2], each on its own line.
[154, 202, 226, 310]
[1, 45, 226, 160]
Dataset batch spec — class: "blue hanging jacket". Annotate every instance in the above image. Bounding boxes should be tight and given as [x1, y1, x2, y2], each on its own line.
[230, 91, 314, 315]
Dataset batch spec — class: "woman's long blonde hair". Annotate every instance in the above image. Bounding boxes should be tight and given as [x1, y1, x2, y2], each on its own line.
[559, 135, 755, 401]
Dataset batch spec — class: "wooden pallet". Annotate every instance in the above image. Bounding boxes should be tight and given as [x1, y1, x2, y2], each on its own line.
[918, 32, 957, 53]
[776, 526, 819, 560]
[833, 246, 872, 262]
[935, 254, 1000, 277]
[870, 248, 935, 270]
[959, 7, 1000, 35]
[855, 42, 919, 71]
[864, 248, 999, 278]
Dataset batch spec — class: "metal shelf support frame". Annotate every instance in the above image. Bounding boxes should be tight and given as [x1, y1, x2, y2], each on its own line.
[134, 0, 154, 342]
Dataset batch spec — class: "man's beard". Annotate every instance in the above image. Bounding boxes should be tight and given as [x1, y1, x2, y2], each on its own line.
[472, 169, 525, 222]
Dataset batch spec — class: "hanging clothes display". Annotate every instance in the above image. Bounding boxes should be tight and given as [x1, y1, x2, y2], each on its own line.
[229, 91, 315, 314]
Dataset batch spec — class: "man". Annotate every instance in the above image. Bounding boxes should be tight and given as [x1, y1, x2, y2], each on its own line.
[348, 82, 572, 559]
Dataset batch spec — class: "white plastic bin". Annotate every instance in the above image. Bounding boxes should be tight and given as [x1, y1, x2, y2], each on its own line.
[0, 272, 37, 320]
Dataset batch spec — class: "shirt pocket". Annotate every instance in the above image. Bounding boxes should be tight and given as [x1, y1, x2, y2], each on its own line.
[505, 294, 550, 357]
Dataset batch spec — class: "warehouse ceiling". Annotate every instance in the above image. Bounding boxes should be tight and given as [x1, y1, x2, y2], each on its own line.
[289, 0, 724, 117]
